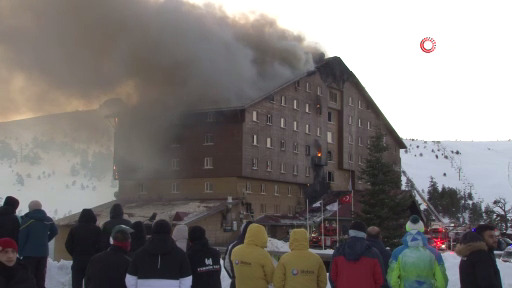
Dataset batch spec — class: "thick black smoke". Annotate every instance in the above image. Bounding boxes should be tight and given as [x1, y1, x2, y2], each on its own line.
[0, 0, 322, 121]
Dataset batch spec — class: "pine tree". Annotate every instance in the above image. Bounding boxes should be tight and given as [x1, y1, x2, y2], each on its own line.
[468, 202, 484, 226]
[356, 130, 412, 248]
[483, 204, 496, 225]
[427, 177, 441, 210]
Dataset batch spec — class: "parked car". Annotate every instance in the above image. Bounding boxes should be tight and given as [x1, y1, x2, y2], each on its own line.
[497, 237, 512, 251]
[501, 246, 512, 263]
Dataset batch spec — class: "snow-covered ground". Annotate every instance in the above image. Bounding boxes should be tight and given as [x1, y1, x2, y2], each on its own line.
[45, 238, 512, 288]
[401, 139, 512, 206]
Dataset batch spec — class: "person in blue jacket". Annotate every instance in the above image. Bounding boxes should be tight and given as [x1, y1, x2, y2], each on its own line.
[18, 200, 58, 288]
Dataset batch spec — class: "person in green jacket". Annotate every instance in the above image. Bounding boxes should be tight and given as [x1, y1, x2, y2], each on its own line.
[387, 215, 448, 288]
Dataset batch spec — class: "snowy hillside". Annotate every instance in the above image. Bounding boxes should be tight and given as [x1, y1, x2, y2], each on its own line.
[0, 110, 117, 218]
[401, 139, 512, 207]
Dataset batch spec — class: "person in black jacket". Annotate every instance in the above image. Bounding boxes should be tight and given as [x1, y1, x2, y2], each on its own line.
[456, 224, 503, 288]
[65, 209, 102, 288]
[0, 237, 36, 288]
[367, 226, 391, 288]
[0, 196, 21, 244]
[223, 221, 253, 288]
[129, 221, 146, 255]
[187, 226, 221, 288]
[101, 203, 132, 251]
[84, 225, 133, 288]
[126, 219, 192, 288]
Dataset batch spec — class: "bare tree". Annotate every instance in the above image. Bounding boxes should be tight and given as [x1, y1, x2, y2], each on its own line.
[492, 197, 512, 232]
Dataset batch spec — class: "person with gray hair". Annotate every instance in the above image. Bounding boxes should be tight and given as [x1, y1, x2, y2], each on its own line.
[366, 226, 391, 288]
[18, 200, 58, 288]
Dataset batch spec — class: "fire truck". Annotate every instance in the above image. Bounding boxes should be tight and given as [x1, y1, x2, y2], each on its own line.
[309, 223, 339, 249]
[426, 222, 450, 251]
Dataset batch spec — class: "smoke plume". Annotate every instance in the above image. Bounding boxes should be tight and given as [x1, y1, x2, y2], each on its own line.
[0, 0, 321, 121]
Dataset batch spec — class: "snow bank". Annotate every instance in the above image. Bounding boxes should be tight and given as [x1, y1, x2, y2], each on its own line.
[45, 250, 512, 288]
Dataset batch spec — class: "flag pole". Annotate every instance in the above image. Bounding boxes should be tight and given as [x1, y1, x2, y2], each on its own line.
[336, 199, 339, 242]
[350, 170, 354, 218]
[321, 202, 324, 250]
[306, 199, 309, 235]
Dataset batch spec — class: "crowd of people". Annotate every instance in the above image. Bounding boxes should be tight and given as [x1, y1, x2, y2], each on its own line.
[0, 195, 505, 288]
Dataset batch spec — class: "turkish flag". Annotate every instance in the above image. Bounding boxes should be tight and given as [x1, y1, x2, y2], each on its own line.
[340, 195, 352, 204]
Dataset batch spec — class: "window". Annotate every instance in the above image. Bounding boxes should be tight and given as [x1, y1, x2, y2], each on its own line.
[368, 121, 372, 130]
[246, 182, 252, 193]
[288, 205, 293, 216]
[261, 184, 266, 194]
[252, 158, 258, 169]
[295, 80, 300, 88]
[171, 159, 179, 170]
[358, 100, 363, 109]
[266, 114, 272, 125]
[317, 86, 322, 96]
[280, 163, 286, 173]
[171, 182, 180, 193]
[274, 185, 279, 195]
[274, 204, 280, 214]
[266, 137, 273, 148]
[293, 99, 299, 110]
[280, 118, 286, 128]
[305, 145, 311, 156]
[329, 91, 338, 104]
[358, 137, 363, 146]
[252, 111, 258, 122]
[293, 142, 299, 153]
[205, 182, 213, 192]
[306, 82, 311, 92]
[288, 186, 292, 196]
[327, 171, 334, 182]
[139, 183, 145, 194]
[359, 155, 364, 165]
[293, 121, 298, 131]
[348, 115, 353, 125]
[204, 134, 214, 145]
[348, 135, 353, 144]
[368, 139, 371, 147]
[280, 140, 286, 151]
[358, 118, 362, 127]
[269, 95, 275, 103]
[260, 203, 266, 214]
[252, 134, 258, 145]
[204, 157, 213, 168]
[383, 136, 387, 145]
[317, 127, 321, 137]
[348, 97, 353, 106]
[305, 166, 311, 177]
[349, 153, 354, 163]
[305, 124, 310, 134]
[327, 151, 333, 162]
[281, 95, 286, 106]
[327, 131, 333, 143]
[207, 112, 215, 122]
[293, 165, 298, 175]
[266, 161, 273, 171]
[300, 188, 304, 197]
[328, 112, 333, 123]
[305, 103, 310, 113]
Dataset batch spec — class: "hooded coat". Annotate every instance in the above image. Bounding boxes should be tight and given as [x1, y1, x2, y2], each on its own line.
[187, 239, 222, 288]
[455, 232, 502, 288]
[0, 260, 37, 288]
[387, 230, 448, 288]
[273, 229, 327, 288]
[231, 224, 275, 288]
[172, 225, 189, 252]
[126, 234, 192, 288]
[330, 235, 383, 288]
[0, 197, 20, 244]
[18, 209, 58, 257]
[85, 245, 131, 288]
[223, 221, 253, 283]
[129, 221, 146, 255]
[65, 209, 102, 260]
[101, 204, 132, 250]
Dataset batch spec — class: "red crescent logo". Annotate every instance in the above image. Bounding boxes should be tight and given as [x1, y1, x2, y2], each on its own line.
[420, 37, 436, 53]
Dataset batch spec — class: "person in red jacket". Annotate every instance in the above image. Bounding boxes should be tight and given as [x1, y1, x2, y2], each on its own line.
[329, 221, 383, 288]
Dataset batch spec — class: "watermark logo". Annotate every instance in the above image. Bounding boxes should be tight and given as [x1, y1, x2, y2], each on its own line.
[291, 269, 299, 276]
[420, 37, 436, 53]
[235, 260, 239, 265]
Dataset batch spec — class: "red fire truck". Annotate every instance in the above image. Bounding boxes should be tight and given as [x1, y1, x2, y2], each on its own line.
[309, 223, 339, 249]
[426, 222, 450, 251]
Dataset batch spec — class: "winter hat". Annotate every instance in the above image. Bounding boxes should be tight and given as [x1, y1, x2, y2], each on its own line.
[406, 215, 424, 232]
[28, 200, 42, 211]
[460, 231, 484, 245]
[188, 226, 206, 243]
[3, 196, 19, 210]
[111, 225, 134, 239]
[152, 219, 172, 235]
[0, 238, 18, 253]
[349, 221, 367, 238]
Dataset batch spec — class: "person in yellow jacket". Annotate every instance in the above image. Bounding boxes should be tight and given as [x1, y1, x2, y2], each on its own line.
[273, 229, 327, 288]
[231, 223, 274, 288]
